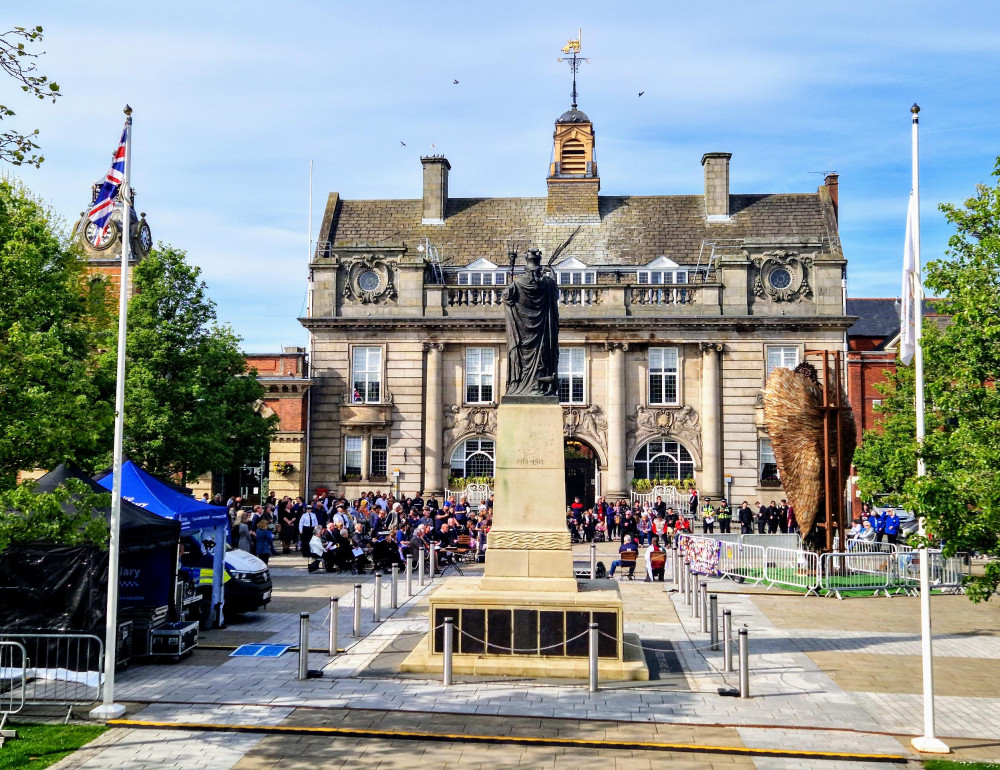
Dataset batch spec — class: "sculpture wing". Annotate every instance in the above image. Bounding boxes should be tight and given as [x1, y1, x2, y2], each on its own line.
[762, 367, 823, 538]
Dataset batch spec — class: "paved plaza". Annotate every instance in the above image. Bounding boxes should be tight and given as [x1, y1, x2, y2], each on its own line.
[45, 544, 1000, 769]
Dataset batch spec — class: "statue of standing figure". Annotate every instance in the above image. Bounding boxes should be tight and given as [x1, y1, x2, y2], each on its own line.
[502, 248, 559, 398]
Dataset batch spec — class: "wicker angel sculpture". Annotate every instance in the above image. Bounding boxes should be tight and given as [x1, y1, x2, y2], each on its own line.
[762, 361, 856, 550]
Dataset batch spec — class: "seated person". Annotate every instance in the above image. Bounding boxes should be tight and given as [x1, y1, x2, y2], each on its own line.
[307, 525, 326, 573]
[608, 535, 639, 577]
[320, 522, 340, 572]
[645, 536, 667, 582]
[408, 524, 431, 565]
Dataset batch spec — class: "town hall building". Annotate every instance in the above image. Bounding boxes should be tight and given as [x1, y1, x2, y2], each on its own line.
[302, 102, 850, 507]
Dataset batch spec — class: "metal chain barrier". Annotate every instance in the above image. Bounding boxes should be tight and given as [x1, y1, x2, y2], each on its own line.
[455, 627, 591, 654]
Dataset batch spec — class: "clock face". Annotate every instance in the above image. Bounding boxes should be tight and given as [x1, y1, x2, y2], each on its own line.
[85, 220, 115, 249]
[358, 270, 381, 292]
[137, 221, 153, 254]
[769, 267, 792, 290]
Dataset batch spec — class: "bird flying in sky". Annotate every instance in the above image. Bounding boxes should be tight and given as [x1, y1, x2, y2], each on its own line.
[638, 91, 644, 97]
[453, 79, 459, 84]
[400, 141, 406, 146]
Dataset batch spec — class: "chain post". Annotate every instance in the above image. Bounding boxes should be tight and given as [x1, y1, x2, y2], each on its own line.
[709, 594, 719, 650]
[353, 583, 362, 637]
[390, 564, 399, 609]
[328, 597, 338, 656]
[373, 571, 383, 623]
[723, 609, 733, 672]
[588, 622, 599, 693]
[590, 543, 597, 579]
[738, 627, 750, 698]
[297, 613, 309, 680]
[443, 617, 454, 686]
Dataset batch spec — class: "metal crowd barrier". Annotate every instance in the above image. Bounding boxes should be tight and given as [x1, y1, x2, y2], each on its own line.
[741, 533, 802, 551]
[717, 541, 767, 585]
[895, 548, 968, 595]
[764, 547, 820, 595]
[0, 641, 27, 718]
[820, 552, 893, 599]
[0, 633, 104, 711]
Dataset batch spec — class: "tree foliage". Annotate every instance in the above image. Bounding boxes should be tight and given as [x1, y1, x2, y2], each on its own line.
[854, 157, 1000, 601]
[0, 478, 110, 551]
[0, 26, 61, 167]
[97, 246, 276, 484]
[0, 180, 113, 489]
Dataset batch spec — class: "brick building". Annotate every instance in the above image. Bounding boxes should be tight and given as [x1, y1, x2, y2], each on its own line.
[302, 101, 853, 507]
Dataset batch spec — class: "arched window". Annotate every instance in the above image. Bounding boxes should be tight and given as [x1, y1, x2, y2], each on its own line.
[633, 440, 695, 481]
[450, 439, 495, 479]
[560, 138, 586, 174]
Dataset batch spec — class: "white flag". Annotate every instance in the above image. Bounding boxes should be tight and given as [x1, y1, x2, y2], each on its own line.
[899, 192, 918, 366]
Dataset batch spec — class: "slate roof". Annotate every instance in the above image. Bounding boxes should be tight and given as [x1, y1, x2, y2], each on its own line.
[847, 298, 942, 342]
[325, 193, 838, 268]
[847, 298, 900, 338]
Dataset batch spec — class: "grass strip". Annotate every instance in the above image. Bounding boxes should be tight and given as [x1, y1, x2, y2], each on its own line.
[0, 722, 107, 770]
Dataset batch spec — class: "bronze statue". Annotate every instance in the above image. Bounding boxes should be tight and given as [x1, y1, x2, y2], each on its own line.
[502, 249, 559, 398]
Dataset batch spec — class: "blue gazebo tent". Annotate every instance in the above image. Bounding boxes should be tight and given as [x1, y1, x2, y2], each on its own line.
[96, 460, 229, 625]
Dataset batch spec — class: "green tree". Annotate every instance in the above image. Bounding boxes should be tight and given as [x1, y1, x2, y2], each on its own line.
[0, 477, 110, 551]
[0, 179, 112, 489]
[1, 26, 61, 167]
[854, 157, 1000, 602]
[97, 246, 276, 484]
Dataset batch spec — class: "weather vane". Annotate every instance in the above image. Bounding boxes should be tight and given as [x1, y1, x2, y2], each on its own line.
[557, 29, 589, 110]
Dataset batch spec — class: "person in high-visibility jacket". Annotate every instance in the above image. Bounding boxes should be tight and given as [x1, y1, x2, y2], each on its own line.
[717, 499, 733, 534]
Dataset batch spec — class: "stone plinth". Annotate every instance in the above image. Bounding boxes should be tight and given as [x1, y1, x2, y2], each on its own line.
[480, 398, 576, 593]
[400, 580, 648, 680]
[400, 396, 648, 681]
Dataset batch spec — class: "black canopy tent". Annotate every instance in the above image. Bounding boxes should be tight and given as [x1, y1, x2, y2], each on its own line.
[0, 463, 182, 635]
[35, 463, 180, 552]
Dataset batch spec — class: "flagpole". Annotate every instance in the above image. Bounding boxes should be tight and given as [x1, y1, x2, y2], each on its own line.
[90, 105, 133, 721]
[909, 103, 948, 755]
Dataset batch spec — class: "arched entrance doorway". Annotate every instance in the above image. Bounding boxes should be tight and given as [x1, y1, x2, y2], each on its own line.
[565, 439, 597, 508]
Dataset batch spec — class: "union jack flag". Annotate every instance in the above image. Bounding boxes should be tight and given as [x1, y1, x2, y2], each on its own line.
[86, 120, 129, 246]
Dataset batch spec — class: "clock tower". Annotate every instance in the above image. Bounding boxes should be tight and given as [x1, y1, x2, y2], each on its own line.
[73, 180, 152, 299]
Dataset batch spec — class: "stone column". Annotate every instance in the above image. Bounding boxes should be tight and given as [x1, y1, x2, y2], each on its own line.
[604, 342, 629, 499]
[422, 342, 445, 497]
[700, 342, 724, 498]
[360, 431, 371, 481]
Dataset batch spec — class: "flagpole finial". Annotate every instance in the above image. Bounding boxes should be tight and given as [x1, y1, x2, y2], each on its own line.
[911, 103, 920, 115]
[123, 104, 132, 116]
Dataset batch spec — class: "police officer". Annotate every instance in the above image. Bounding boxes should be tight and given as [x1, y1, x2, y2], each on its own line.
[717, 499, 733, 534]
[701, 497, 714, 524]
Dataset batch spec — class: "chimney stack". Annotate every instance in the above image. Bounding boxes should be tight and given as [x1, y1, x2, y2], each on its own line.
[824, 172, 839, 219]
[701, 152, 732, 221]
[420, 155, 450, 225]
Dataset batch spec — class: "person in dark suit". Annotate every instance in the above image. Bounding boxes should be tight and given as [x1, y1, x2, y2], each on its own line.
[738, 501, 754, 534]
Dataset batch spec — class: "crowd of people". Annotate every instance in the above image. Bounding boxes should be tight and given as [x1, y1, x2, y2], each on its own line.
[848, 503, 902, 545]
[565, 493, 801, 546]
[205, 489, 494, 575]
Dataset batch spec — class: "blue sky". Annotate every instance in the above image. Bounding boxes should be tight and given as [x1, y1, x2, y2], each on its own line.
[10, 1, 1000, 351]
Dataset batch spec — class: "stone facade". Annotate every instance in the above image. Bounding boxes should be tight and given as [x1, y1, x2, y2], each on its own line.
[303, 107, 852, 506]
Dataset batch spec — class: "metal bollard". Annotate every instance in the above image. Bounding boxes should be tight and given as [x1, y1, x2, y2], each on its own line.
[588, 622, 599, 693]
[691, 573, 700, 619]
[373, 572, 383, 623]
[297, 612, 309, 680]
[353, 583, 362, 637]
[418, 548, 426, 586]
[405, 557, 413, 596]
[390, 564, 399, 609]
[723, 609, 733, 672]
[590, 543, 597, 580]
[709, 594, 719, 650]
[443, 617, 454, 686]
[684, 566, 692, 605]
[430, 542, 438, 579]
[328, 597, 339, 656]
[699, 583, 708, 633]
[738, 627, 750, 698]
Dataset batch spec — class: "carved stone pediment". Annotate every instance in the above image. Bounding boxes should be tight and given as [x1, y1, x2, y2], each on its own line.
[443, 404, 497, 447]
[563, 405, 608, 458]
[342, 253, 398, 304]
[626, 405, 702, 463]
[752, 250, 813, 302]
[339, 403, 392, 429]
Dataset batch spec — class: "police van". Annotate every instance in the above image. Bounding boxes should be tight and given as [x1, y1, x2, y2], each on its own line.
[179, 532, 272, 621]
